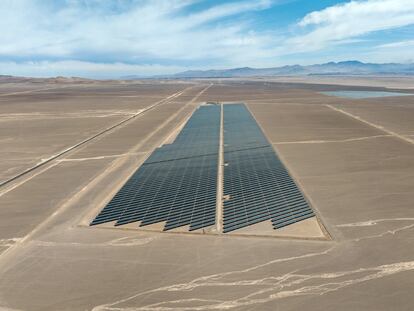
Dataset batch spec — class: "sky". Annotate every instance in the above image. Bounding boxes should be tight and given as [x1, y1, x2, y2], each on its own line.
[1, 0, 414, 78]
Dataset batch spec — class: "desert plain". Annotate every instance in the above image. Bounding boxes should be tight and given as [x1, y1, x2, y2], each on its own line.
[0, 76, 413, 310]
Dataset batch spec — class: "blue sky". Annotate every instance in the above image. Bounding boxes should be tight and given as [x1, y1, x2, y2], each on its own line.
[1, 0, 414, 78]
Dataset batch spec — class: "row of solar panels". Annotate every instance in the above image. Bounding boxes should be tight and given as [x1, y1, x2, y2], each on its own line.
[90, 103, 315, 233]
[222, 104, 314, 233]
[90, 104, 220, 231]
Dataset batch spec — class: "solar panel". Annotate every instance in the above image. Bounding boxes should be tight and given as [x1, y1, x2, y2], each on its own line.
[91, 102, 315, 234]
[91, 104, 220, 231]
[222, 103, 314, 233]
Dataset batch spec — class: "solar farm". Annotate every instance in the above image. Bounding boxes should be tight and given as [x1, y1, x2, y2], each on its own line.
[90, 103, 318, 235]
[0, 78, 414, 310]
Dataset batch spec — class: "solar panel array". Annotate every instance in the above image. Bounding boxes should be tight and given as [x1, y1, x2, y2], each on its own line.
[90, 104, 220, 231]
[91, 102, 315, 234]
[222, 104, 314, 233]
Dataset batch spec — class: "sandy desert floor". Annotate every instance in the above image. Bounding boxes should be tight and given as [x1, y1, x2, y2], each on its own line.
[0, 77, 413, 311]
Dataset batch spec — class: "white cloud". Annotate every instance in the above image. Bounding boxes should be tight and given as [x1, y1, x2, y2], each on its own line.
[185, 0, 272, 26]
[1, 0, 414, 77]
[377, 39, 414, 48]
[293, 0, 414, 50]
[0, 0, 274, 64]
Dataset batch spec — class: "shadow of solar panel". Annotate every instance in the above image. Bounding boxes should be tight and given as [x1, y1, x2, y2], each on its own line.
[91, 104, 220, 231]
[222, 104, 314, 233]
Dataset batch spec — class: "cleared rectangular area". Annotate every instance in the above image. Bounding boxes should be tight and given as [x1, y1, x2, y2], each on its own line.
[90, 104, 220, 231]
[222, 103, 314, 233]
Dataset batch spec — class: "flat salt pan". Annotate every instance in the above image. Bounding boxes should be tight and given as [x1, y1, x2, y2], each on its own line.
[321, 90, 413, 99]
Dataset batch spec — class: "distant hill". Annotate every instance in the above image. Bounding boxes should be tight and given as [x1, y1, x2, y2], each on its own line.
[125, 61, 414, 79]
[0, 75, 95, 84]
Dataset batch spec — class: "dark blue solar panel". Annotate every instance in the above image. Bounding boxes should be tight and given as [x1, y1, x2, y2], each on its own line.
[91, 102, 314, 234]
[222, 103, 314, 233]
[91, 104, 220, 231]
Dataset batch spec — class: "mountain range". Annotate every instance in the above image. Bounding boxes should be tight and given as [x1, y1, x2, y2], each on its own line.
[122, 61, 414, 79]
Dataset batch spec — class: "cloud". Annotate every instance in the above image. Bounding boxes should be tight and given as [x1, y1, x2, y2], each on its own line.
[293, 0, 414, 50]
[186, 0, 272, 26]
[0, 0, 274, 66]
[1, 0, 414, 77]
[377, 39, 414, 49]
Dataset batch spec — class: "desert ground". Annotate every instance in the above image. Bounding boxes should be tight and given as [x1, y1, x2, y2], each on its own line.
[0, 77, 413, 310]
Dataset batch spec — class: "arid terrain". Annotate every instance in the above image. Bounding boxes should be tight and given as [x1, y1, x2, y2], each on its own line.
[0, 77, 413, 310]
